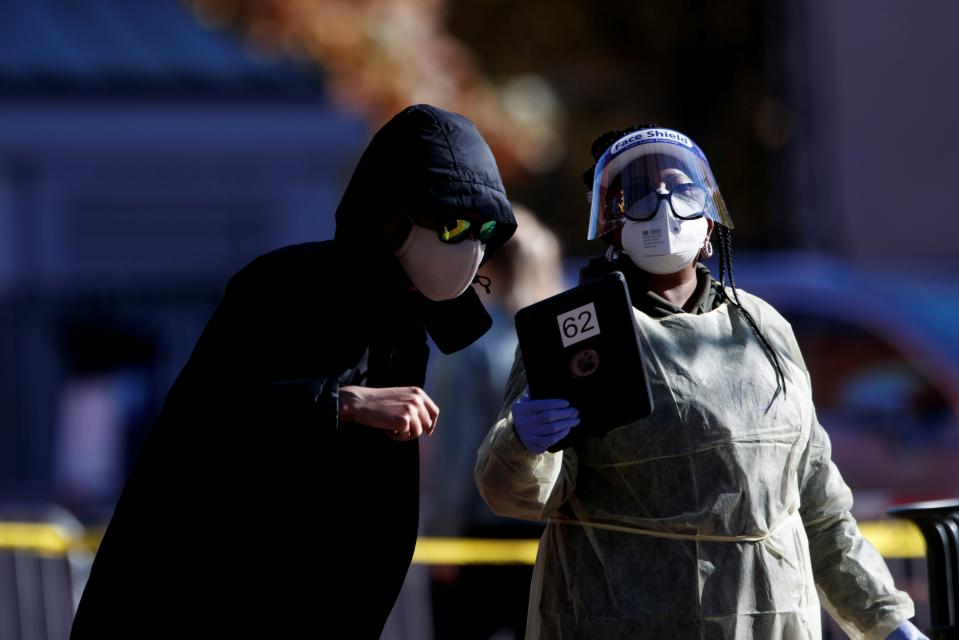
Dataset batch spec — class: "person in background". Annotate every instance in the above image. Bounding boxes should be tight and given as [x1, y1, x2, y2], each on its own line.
[423, 206, 564, 639]
[72, 104, 516, 639]
[475, 124, 926, 639]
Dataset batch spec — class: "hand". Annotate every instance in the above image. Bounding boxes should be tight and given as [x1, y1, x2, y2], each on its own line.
[339, 385, 439, 441]
[886, 621, 929, 640]
[511, 394, 580, 454]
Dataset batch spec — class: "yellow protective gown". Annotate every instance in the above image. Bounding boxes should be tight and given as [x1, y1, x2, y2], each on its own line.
[475, 290, 914, 639]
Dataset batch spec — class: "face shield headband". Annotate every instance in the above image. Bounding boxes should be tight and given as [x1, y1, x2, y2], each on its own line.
[587, 128, 734, 240]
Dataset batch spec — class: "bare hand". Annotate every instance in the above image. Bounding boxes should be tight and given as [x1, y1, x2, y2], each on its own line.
[338, 385, 439, 441]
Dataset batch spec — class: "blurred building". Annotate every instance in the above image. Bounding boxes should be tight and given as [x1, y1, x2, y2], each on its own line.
[753, 0, 959, 526]
[0, 0, 366, 520]
[773, 0, 959, 269]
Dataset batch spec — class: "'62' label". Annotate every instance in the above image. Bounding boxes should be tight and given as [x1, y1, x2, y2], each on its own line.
[557, 302, 600, 347]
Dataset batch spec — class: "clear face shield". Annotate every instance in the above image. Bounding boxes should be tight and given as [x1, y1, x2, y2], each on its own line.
[587, 128, 733, 240]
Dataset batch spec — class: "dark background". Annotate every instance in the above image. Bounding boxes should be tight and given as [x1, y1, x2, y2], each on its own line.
[1, 1, 957, 637]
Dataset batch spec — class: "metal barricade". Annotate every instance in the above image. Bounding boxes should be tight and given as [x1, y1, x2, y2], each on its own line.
[889, 499, 959, 640]
[0, 505, 91, 640]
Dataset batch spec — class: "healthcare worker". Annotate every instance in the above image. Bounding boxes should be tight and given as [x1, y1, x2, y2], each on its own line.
[475, 125, 926, 639]
[72, 104, 516, 639]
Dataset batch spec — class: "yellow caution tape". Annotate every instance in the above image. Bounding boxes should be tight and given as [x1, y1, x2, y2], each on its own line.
[0, 520, 927, 562]
[858, 520, 926, 559]
[0, 523, 74, 556]
[411, 519, 927, 564]
[79, 527, 107, 554]
[412, 537, 540, 565]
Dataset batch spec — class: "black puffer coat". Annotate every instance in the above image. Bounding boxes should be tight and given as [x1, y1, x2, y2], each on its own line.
[72, 105, 516, 639]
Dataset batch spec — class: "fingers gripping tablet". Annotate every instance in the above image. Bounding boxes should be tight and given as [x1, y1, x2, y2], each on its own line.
[514, 272, 653, 451]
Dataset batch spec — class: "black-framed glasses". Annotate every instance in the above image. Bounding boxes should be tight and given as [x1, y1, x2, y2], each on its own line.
[614, 182, 708, 222]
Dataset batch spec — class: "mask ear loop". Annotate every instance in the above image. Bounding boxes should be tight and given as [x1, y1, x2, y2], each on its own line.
[472, 274, 492, 294]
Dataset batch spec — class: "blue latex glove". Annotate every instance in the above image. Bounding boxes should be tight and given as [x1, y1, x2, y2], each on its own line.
[886, 620, 929, 640]
[511, 394, 580, 454]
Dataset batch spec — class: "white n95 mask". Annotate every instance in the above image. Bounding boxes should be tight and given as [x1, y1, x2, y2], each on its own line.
[395, 224, 485, 301]
[620, 201, 708, 275]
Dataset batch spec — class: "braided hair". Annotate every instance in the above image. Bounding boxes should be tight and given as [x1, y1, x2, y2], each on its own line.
[713, 224, 787, 395]
[585, 126, 787, 395]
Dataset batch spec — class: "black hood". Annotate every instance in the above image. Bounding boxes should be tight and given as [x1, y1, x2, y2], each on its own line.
[335, 104, 515, 261]
[334, 104, 517, 353]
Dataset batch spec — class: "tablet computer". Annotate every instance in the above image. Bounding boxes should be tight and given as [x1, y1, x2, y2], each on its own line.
[514, 271, 653, 452]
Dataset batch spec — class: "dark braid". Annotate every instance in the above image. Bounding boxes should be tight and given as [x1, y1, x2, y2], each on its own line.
[717, 227, 727, 287]
[715, 226, 788, 395]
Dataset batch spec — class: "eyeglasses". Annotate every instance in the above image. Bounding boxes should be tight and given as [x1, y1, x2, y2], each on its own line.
[438, 218, 497, 244]
[613, 182, 708, 222]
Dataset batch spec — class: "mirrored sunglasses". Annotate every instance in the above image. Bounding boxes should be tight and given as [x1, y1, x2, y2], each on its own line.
[439, 218, 497, 244]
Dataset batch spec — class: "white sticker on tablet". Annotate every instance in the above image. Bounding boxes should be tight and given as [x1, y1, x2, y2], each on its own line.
[557, 302, 600, 347]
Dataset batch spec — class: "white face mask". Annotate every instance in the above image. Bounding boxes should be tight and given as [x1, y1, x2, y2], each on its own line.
[620, 201, 708, 275]
[395, 224, 485, 301]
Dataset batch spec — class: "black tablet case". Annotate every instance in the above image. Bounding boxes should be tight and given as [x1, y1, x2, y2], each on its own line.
[514, 271, 653, 452]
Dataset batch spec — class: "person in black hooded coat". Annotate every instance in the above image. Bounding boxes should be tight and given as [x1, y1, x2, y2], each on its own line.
[71, 104, 516, 639]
